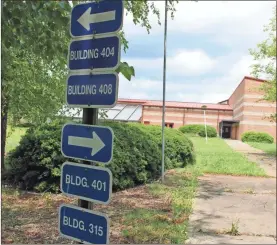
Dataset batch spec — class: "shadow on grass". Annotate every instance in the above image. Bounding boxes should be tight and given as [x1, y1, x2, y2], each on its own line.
[1, 206, 27, 244]
[1, 187, 74, 244]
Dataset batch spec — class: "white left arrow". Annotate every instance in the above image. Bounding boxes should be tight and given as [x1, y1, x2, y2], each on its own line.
[77, 7, 116, 31]
[68, 132, 105, 156]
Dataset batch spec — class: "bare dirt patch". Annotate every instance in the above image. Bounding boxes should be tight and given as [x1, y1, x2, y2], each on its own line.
[2, 184, 169, 244]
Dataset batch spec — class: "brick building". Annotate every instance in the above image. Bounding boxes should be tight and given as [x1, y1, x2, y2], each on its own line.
[103, 76, 276, 141]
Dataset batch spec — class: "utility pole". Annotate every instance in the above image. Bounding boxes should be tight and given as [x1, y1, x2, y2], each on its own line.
[161, 0, 168, 183]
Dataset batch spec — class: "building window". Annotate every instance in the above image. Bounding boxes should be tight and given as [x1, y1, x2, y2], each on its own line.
[165, 123, 174, 128]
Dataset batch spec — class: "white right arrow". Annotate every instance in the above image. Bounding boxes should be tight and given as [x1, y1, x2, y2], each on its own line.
[77, 7, 116, 31]
[68, 132, 105, 156]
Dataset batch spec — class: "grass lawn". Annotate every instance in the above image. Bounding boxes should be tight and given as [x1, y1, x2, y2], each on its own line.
[246, 142, 276, 156]
[6, 125, 28, 153]
[122, 169, 198, 243]
[189, 136, 267, 177]
[2, 132, 268, 243]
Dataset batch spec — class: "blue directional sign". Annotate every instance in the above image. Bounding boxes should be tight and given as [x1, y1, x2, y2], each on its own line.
[66, 72, 118, 108]
[59, 204, 109, 244]
[61, 162, 112, 204]
[68, 35, 121, 72]
[61, 124, 114, 164]
[70, 0, 123, 38]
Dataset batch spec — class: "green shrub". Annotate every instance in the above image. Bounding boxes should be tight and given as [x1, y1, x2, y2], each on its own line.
[179, 124, 217, 138]
[4, 121, 195, 192]
[179, 125, 202, 135]
[241, 131, 274, 144]
[198, 126, 217, 138]
[130, 124, 196, 169]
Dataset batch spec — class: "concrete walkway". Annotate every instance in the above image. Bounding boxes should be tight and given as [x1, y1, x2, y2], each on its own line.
[224, 139, 276, 177]
[187, 140, 276, 244]
[187, 175, 276, 244]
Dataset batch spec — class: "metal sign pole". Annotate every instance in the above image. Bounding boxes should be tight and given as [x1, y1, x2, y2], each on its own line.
[78, 108, 98, 210]
[204, 110, 208, 144]
[161, 0, 168, 183]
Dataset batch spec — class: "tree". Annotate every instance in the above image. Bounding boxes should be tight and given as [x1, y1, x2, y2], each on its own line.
[249, 7, 276, 121]
[1, 0, 178, 170]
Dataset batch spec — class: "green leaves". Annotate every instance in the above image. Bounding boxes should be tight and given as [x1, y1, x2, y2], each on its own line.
[2, 1, 71, 126]
[249, 7, 276, 105]
[2, 0, 179, 128]
[116, 61, 135, 81]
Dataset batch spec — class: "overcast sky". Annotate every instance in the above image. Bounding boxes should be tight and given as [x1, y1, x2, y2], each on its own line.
[118, 1, 275, 103]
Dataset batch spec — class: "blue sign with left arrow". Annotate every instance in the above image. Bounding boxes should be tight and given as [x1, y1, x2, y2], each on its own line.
[68, 35, 121, 72]
[61, 123, 114, 164]
[70, 0, 123, 38]
[59, 204, 110, 244]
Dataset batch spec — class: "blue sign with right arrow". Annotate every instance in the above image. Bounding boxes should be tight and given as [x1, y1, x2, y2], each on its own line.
[61, 123, 114, 164]
[70, 0, 123, 38]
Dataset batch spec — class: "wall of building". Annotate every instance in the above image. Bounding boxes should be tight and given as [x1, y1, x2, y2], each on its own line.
[238, 78, 276, 141]
[184, 109, 233, 132]
[142, 106, 233, 133]
[226, 77, 276, 141]
[122, 77, 276, 142]
[229, 78, 246, 122]
[142, 106, 184, 128]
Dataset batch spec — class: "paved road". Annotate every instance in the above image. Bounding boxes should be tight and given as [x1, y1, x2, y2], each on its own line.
[187, 175, 276, 244]
[224, 139, 276, 177]
[187, 140, 276, 244]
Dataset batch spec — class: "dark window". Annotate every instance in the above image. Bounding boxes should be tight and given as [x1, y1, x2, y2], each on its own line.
[165, 123, 174, 128]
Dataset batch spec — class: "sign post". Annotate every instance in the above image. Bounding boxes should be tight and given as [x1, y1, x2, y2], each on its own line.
[61, 162, 112, 204]
[59, 1, 123, 243]
[59, 204, 110, 244]
[78, 108, 98, 211]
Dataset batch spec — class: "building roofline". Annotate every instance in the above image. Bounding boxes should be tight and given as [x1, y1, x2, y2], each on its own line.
[218, 99, 229, 104]
[243, 76, 266, 83]
[119, 76, 264, 110]
[227, 76, 266, 102]
[118, 98, 231, 106]
[118, 98, 147, 103]
[143, 104, 233, 111]
[118, 99, 233, 111]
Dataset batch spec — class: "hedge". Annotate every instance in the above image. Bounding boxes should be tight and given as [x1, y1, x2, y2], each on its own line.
[131, 124, 195, 169]
[179, 124, 217, 137]
[241, 131, 274, 144]
[4, 120, 195, 192]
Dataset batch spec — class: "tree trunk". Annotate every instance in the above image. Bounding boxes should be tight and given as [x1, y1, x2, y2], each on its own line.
[1, 92, 8, 172]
